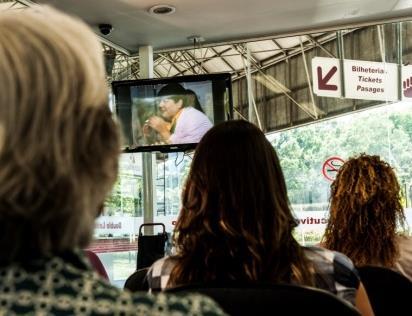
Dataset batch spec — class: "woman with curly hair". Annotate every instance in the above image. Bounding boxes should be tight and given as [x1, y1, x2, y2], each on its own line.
[322, 154, 412, 280]
[147, 120, 374, 316]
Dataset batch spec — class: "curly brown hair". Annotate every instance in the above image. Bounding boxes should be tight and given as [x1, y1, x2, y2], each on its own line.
[168, 120, 314, 287]
[322, 154, 407, 267]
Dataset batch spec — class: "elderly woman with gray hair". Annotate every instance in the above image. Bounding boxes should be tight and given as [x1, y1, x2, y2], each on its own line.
[0, 6, 224, 316]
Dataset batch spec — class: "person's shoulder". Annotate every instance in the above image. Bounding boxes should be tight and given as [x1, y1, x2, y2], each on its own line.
[395, 234, 412, 261]
[146, 256, 177, 291]
[394, 234, 412, 281]
[397, 234, 412, 248]
[89, 278, 226, 315]
[395, 235, 412, 260]
[304, 246, 360, 289]
[81, 270, 226, 315]
[183, 106, 200, 114]
[304, 246, 354, 268]
[149, 255, 176, 276]
[184, 106, 208, 118]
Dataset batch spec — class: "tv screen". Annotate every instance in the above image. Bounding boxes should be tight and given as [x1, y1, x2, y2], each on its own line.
[112, 73, 233, 152]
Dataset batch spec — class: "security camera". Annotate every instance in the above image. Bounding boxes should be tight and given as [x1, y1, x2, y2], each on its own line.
[98, 24, 113, 36]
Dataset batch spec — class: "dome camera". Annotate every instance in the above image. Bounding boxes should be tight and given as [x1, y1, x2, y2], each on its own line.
[98, 24, 113, 36]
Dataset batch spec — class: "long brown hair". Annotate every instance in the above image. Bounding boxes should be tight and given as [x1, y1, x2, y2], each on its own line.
[322, 154, 407, 267]
[169, 120, 313, 286]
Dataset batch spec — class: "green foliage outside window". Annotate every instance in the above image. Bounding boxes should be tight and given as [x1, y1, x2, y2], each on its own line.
[270, 103, 412, 208]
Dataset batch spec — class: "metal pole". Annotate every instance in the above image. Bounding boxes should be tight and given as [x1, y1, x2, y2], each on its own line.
[245, 44, 254, 123]
[397, 22, 403, 101]
[336, 31, 345, 98]
[299, 36, 318, 119]
[139, 46, 155, 235]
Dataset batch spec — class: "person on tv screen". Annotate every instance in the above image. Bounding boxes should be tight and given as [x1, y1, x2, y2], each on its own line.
[144, 83, 213, 144]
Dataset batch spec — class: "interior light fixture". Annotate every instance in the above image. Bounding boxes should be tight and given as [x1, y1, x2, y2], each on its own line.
[148, 4, 176, 15]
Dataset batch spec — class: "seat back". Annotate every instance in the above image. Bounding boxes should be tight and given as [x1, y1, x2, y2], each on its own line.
[136, 223, 168, 269]
[357, 265, 412, 316]
[84, 250, 109, 281]
[166, 283, 360, 316]
[124, 267, 150, 292]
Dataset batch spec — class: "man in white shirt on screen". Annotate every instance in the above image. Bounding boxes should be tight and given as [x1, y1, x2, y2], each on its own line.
[144, 83, 213, 144]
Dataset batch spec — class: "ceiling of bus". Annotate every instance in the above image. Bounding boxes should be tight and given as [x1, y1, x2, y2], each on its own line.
[3, 0, 411, 82]
[2, 0, 411, 132]
[25, 0, 412, 54]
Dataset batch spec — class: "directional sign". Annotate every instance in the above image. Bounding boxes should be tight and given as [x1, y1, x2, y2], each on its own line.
[322, 156, 345, 182]
[312, 57, 341, 98]
[318, 66, 338, 90]
[402, 65, 412, 101]
[344, 59, 398, 101]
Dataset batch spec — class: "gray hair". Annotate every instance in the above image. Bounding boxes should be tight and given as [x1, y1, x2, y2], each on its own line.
[0, 6, 120, 263]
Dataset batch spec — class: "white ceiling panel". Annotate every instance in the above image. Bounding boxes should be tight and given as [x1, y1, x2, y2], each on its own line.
[32, 0, 412, 53]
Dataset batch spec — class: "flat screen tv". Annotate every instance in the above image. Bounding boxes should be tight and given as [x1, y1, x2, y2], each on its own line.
[112, 73, 233, 152]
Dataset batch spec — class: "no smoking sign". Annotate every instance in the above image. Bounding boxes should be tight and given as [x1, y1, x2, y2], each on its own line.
[322, 157, 344, 181]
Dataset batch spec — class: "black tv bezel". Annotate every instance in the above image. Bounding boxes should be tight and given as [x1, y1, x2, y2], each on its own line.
[112, 73, 233, 153]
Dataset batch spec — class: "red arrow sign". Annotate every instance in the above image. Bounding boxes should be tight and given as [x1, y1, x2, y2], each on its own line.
[317, 66, 338, 91]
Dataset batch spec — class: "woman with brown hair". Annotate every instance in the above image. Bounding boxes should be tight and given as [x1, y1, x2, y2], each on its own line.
[147, 120, 374, 316]
[0, 6, 224, 315]
[322, 154, 412, 280]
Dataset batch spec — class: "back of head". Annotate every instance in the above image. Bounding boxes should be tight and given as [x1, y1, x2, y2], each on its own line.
[323, 154, 406, 266]
[0, 7, 120, 264]
[170, 120, 312, 286]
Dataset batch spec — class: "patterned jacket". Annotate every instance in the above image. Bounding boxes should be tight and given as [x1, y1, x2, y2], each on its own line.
[0, 250, 226, 316]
